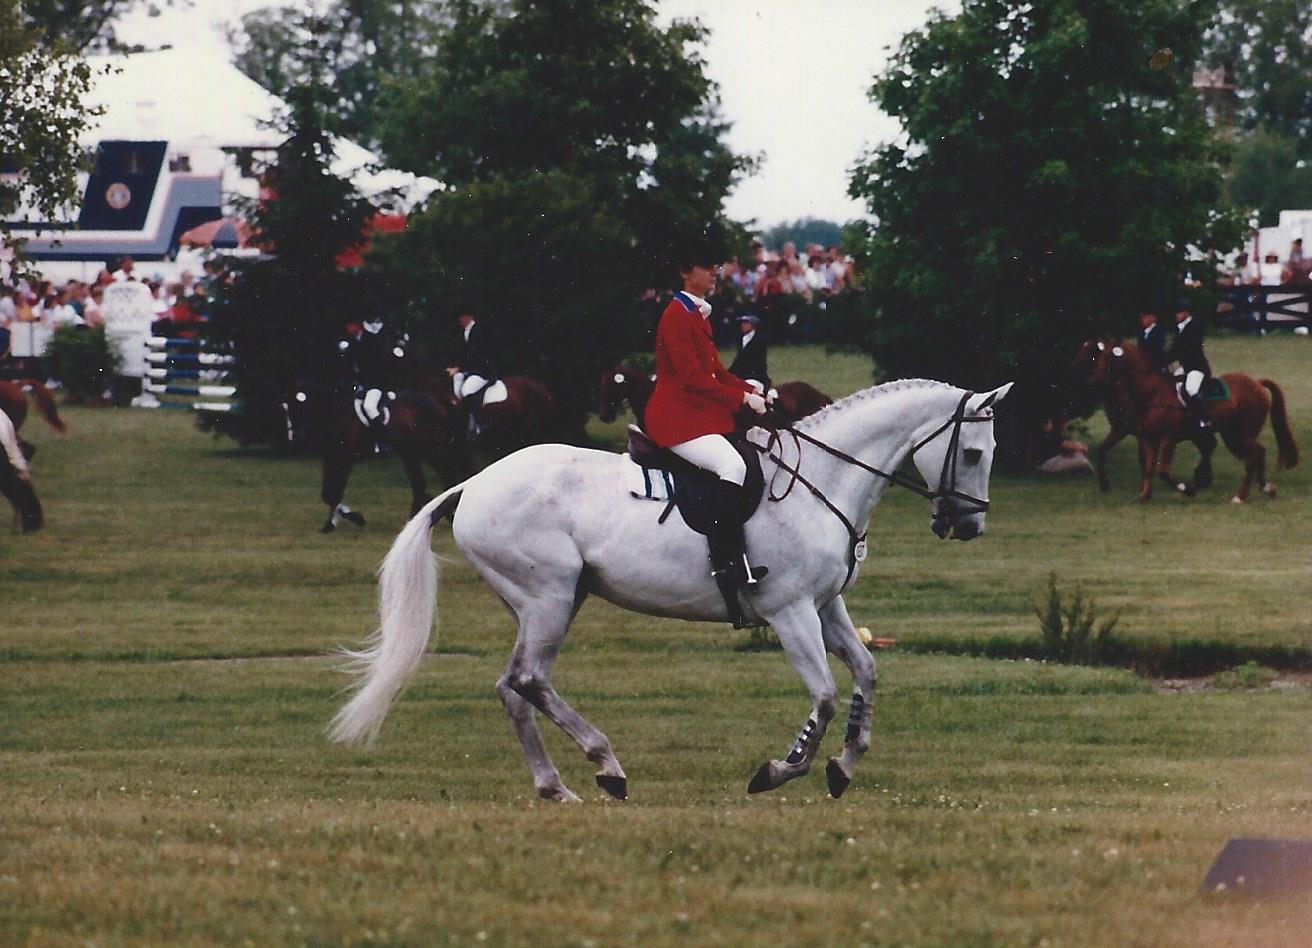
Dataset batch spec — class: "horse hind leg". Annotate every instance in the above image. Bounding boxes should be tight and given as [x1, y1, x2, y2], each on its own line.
[748, 602, 837, 795]
[1233, 440, 1264, 503]
[817, 596, 875, 799]
[499, 592, 628, 801]
[399, 449, 432, 517]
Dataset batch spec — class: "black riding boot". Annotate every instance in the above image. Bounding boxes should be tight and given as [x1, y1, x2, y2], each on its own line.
[707, 480, 768, 629]
[368, 416, 388, 456]
[1185, 394, 1216, 447]
[462, 385, 489, 441]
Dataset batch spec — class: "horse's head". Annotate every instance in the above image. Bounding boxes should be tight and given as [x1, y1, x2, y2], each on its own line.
[1071, 335, 1117, 383]
[598, 366, 642, 423]
[1087, 338, 1130, 386]
[910, 383, 1013, 541]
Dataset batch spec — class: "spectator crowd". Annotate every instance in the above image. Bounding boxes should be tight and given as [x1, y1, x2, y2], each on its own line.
[1, 256, 221, 361]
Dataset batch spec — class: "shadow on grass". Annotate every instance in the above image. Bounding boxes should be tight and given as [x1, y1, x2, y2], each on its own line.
[899, 634, 1312, 678]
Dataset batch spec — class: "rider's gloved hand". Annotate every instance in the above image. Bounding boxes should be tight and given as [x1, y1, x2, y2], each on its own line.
[748, 380, 765, 395]
[766, 387, 778, 405]
[743, 391, 768, 414]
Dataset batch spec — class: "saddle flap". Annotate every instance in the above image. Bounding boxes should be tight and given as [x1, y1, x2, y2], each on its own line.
[625, 425, 765, 536]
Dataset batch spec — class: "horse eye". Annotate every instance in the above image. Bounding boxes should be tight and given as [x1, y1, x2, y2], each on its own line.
[963, 448, 983, 464]
[1112, 346, 1124, 357]
[613, 373, 626, 384]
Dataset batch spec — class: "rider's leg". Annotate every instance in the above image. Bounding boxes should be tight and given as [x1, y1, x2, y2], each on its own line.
[362, 387, 387, 452]
[458, 374, 488, 438]
[668, 435, 765, 628]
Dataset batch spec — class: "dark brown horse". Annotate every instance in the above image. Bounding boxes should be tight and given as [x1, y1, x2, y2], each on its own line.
[421, 372, 559, 453]
[286, 384, 464, 533]
[1086, 339, 1298, 502]
[597, 365, 833, 428]
[1070, 337, 1148, 493]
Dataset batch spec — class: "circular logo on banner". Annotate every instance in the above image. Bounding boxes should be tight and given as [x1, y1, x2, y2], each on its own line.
[105, 182, 132, 210]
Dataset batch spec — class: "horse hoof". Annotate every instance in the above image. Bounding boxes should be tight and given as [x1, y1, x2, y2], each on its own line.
[747, 762, 777, 794]
[1262, 484, 1277, 497]
[1176, 482, 1195, 496]
[342, 511, 366, 528]
[1231, 496, 1245, 505]
[320, 520, 336, 534]
[825, 758, 851, 799]
[538, 785, 582, 803]
[595, 774, 628, 800]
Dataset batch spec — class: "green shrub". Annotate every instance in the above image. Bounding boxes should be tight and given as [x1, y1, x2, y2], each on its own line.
[1033, 572, 1121, 666]
[45, 325, 120, 403]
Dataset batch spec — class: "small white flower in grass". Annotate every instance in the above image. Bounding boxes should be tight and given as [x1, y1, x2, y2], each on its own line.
[846, 837, 857, 845]
[287, 906, 297, 916]
[674, 912, 690, 923]
[1103, 847, 1120, 859]
[475, 932, 488, 942]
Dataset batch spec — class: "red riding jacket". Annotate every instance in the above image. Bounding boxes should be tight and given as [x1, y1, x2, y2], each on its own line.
[645, 292, 753, 447]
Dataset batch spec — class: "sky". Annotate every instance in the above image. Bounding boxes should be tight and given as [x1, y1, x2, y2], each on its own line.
[114, 0, 957, 228]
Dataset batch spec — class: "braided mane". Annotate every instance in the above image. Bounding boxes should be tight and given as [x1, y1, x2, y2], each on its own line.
[794, 378, 958, 431]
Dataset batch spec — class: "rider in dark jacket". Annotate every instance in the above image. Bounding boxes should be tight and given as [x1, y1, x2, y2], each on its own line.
[1138, 309, 1170, 373]
[1168, 299, 1217, 471]
[339, 317, 398, 449]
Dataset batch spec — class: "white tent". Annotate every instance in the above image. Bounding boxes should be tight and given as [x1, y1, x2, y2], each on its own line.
[83, 46, 440, 209]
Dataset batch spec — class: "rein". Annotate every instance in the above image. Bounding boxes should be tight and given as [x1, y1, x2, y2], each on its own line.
[754, 392, 992, 591]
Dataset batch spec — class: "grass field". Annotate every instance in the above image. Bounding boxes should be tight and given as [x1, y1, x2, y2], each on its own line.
[2, 334, 1310, 947]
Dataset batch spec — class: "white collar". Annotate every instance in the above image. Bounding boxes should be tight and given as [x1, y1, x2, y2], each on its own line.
[681, 290, 713, 318]
[741, 330, 756, 346]
[1176, 316, 1192, 331]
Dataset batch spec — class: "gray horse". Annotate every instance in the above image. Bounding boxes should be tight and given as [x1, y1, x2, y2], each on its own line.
[330, 379, 1013, 800]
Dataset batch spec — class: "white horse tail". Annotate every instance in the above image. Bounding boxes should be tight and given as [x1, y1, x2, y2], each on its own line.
[328, 484, 466, 747]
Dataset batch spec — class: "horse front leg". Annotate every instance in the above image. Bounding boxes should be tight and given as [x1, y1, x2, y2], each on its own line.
[399, 448, 432, 517]
[817, 596, 875, 799]
[1233, 439, 1264, 503]
[748, 602, 837, 794]
[319, 448, 364, 533]
[1095, 429, 1127, 493]
[1138, 439, 1160, 502]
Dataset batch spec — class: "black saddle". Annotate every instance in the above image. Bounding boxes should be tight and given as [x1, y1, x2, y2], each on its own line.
[626, 426, 764, 536]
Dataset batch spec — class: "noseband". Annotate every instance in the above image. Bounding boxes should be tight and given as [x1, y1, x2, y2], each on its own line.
[757, 392, 993, 590]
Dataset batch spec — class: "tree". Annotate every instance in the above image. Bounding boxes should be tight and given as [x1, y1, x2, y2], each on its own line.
[1229, 128, 1312, 227]
[228, 2, 447, 151]
[21, 0, 170, 52]
[762, 219, 846, 253]
[0, 0, 102, 278]
[1206, 0, 1312, 150]
[1203, 1, 1312, 225]
[847, 0, 1244, 464]
[370, 0, 752, 439]
[201, 78, 377, 446]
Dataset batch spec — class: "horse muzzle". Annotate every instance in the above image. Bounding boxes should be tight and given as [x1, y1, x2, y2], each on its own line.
[930, 504, 985, 541]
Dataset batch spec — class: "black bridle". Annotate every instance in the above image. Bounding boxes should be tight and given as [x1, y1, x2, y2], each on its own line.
[754, 391, 995, 590]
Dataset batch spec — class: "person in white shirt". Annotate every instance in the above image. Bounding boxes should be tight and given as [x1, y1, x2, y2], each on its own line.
[111, 255, 137, 282]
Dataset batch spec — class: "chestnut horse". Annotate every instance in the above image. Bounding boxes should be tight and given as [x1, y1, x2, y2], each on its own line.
[597, 365, 833, 428]
[0, 379, 67, 443]
[1087, 340, 1297, 502]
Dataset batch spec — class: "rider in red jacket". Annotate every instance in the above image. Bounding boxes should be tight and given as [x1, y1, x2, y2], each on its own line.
[646, 249, 770, 622]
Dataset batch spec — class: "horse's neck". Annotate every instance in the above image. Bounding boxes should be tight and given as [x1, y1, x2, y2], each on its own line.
[629, 375, 653, 423]
[1121, 357, 1170, 406]
[792, 384, 957, 522]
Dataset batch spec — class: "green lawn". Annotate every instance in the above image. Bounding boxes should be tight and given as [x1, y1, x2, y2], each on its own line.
[1, 334, 1309, 947]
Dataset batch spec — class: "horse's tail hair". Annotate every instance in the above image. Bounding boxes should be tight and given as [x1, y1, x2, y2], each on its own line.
[327, 483, 464, 747]
[1260, 379, 1299, 470]
[23, 380, 67, 433]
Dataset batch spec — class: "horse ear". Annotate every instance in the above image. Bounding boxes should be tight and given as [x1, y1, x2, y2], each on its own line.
[971, 383, 1013, 411]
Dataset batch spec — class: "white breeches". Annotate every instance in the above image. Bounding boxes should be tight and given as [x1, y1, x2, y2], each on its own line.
[0, 409, 27, 473]
[457, 374, 488, 400]
[1184, 370, 1204, 397]
[361, 388, 384, 421]
[668, 434, 746, 485]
